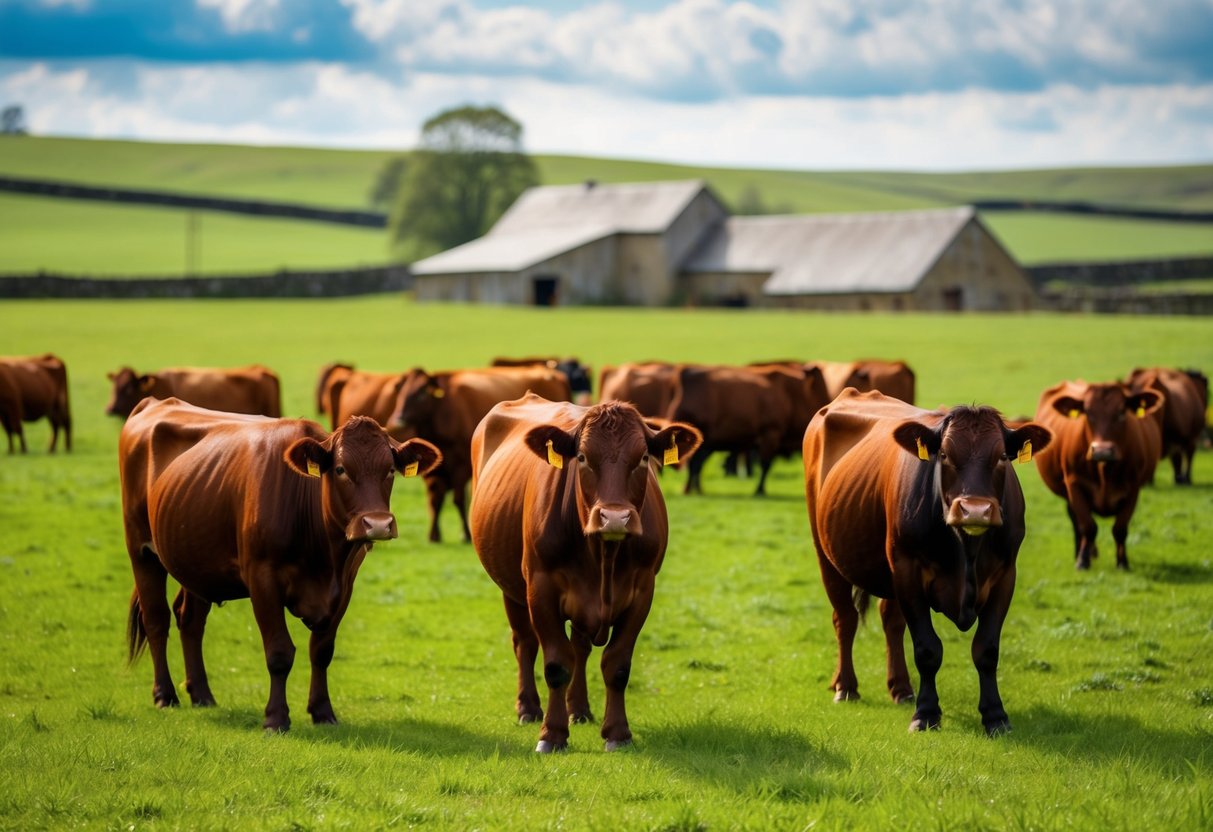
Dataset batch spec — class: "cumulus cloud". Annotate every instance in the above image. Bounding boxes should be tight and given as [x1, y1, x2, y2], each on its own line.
[196, 0, 283, 34]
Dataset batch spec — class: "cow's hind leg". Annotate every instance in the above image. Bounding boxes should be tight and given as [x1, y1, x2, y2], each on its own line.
[567, 627, 594, 723]
[172, 588, 216, 707]
[878, 598, 914, 703]
[972, 567, 1015, 736]
[129, 547, 179, 708]
[503, 597, 542, 724]
[424, 475, 447, 543]
[816, 554, 860, 701]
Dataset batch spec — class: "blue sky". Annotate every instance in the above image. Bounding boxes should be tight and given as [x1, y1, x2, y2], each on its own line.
[2, 0, 1211, 170]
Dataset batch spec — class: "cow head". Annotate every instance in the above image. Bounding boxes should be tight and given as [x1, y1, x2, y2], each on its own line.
[106, 367, 157, 418]
[524, 402, 702, 541]
[390, 369, 444, 431]
[1051, 383, 1162, 462]
[285, 416, 441, 542]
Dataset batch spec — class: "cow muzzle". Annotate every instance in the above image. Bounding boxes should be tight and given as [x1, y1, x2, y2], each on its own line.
[1087, 441, 1120, 463]
[347, 512, 398, 542]
[587, 506, 638, 541]
[946, 498, 1002, 536]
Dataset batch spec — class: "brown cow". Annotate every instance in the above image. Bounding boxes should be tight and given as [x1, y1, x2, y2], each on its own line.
[315, 362, 354, 417]
[810, 359, 916, 404]
[391, 366, 572, 543]
[667, 364, 821, 495]
[492, 356, 593, 405]
[326, 369, 410, 433]
[598, 362, 679, 416]
[470, 394, 702, 752]
[1034, 380, 1163, 570]
[119, 398, 440, 731]
[804, 390, 1050, 735]
[1128, 366, 1207, 484]
[106, 365, 281, 419]
[0, 353, 72, 452]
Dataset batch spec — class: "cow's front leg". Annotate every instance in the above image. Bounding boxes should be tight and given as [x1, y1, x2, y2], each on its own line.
[972, 566, 1015, 736]
[895, 568, 943, 731]
[424, 474, 448, 543]
[1065, 490, 1098, 569]
[452, 475, 472, 544]
[600, 580, 654, 751]
[250, 584, 295, 732]
[529, 576, 573, 752]
[306, 626, 338, 724]
[567, 627, 594, 724]
[1111, 492, 1140, 570]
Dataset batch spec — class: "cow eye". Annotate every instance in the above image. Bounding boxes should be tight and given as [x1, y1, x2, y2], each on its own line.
[335, 465, 346, 477]
[640, 454, 650, 467]
[577, 453, 587, 464]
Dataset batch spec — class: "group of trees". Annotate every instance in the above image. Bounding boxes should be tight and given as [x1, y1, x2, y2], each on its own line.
[373, 105, 538, 261]
[2, 104, 28, 135]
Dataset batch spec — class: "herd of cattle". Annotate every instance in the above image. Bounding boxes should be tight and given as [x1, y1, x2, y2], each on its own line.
[0, 352, 1208, 748]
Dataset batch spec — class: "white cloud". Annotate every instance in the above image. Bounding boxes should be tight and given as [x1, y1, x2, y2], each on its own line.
[4, 59, 1211, 171]
[196, 0, 283, 34]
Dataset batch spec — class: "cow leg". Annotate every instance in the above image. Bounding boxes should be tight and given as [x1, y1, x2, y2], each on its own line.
[1112, 493, 1140, 570]
[972, 567, 1015, 736]
[249, 587, 295, 732]
[129, 549, 179, 708]
[172, 588, 216, 707]
[600, 582, 655, 751]
[452, 478, 472, 544]
[528, 577, 573, 752]
[567, 627, 594, 724]
[753, 453, 775, 496]
[683, 450, 707, 495]
[1066, 496, 1098, 569]
[896, 579, 943, 731]
[425, 475, 447, 543]
[878, 598, 914, 703]
[306, 626, 339, 725]
[503, 596, 543, 724]
[816, 553, 860, 701]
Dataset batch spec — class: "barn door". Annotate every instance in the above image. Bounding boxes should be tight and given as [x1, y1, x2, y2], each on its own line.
[943, 287, 964, 311]
[532, 276, 559, 307]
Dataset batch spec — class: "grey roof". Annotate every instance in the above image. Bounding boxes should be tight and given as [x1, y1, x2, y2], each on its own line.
[412, 179, 710, 275]
[683, 206, 976, 295]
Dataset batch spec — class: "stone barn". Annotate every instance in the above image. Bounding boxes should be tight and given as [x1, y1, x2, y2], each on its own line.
[410, 180, 1038, 311]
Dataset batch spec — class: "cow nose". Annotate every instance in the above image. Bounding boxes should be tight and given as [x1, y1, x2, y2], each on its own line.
[948, 498, 1001, 533]
[356, 513, 398, 541]
[598, 509, 631, 540]
[1087, 441, 1118, 462]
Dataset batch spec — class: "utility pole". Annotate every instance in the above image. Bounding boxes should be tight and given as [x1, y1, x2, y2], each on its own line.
[185, 211, 199, 276]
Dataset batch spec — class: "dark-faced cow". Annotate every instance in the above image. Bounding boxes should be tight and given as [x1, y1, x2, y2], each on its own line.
[597, 362, 680, 417]
[0, 353, 72, 452]
[492, 356, 594, 405]
[470, 394, 702, 752]
[1033, 380, 1163, 570]
[804, 389, 1050, 735]
[119, 398, 440, 731]
[810, 359, 916, 404]
[1127, 366, 1207, 485]
[106, 365, 281, 419]
[391, 366, 572, 543]
[667, 364, 819, 495]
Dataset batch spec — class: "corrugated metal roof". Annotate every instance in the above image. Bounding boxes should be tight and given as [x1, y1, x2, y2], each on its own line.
[410, 224, 614, 275]
[683, 206, 976, 294]
[411, 179, 710, 275]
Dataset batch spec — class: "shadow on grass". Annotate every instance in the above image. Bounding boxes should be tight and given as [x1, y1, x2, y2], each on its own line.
[1134, 558, 1213, 585]
[1008, 705, 1213, 774]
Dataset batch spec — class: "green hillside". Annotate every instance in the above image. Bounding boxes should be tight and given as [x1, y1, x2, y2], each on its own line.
[0, 135, 1210, 275]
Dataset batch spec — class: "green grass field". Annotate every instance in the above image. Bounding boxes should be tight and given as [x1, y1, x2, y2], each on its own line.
[1, 137, 1211, 276]
[1, 299, 1211, 830]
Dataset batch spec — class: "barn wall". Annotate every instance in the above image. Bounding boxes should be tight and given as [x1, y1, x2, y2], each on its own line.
[616, 235, 676, 305]
[680, 271, 772, 307]
[768, 292, 917, 311]
[914, 220, 1038, 311]
[665, 191, 729, 273]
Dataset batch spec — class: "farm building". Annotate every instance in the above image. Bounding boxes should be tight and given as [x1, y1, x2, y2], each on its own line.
[410, 180, 1038, 311]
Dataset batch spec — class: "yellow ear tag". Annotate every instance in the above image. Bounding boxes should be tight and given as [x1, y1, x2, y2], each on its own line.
[403, 461, 419, 478]
[663, 433, 679, 466]
[306, 459, 321, 478]
[1068, 409, 1080, 419]
[1136, 405, 1146, 418]
[1017, 440, 1032, 464]
[546, 439, 563, 469]
[916, 437, 929, 461]
[431, 388, 445, 398]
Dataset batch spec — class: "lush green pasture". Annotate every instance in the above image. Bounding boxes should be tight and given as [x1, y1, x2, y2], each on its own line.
[0, 194, 387, 277]
[1, 299, 1211, 830]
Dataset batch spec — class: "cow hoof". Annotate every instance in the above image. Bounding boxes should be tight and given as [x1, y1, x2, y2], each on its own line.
[570, 711, 595, 724]
[311, 713, 338, 726]
[604, 739, 633, 752]
[154, 694, 180, 709]
[191, 696, 217, 708]
[263, 722, 290, 734]
[534, 740, 567, 754]
[908, 717, 940, 732]
[892, 692, 915, 705]
[518, 710, 543, 724]
[833, 689, 860, 702]
[984, 720, 1012, 737]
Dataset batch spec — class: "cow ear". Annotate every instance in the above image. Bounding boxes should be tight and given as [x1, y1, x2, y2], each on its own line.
[106, 370, 116, 381]
[1004, 422, 1051, 463]
[284, 436, 333, 478]
[524, 425, 577, 467]
[1127, 389, 1163, 418]
[393, 438, 442, 477]
[647, 422, 702, 466]
[138, 374, 156, 393]
[892, 420, 941, 460]
[1051, 395, 1084, 419]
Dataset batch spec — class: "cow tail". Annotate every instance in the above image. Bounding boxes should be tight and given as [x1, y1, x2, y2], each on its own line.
[127, 587, 147, 664]
[852, 587, 871, 624]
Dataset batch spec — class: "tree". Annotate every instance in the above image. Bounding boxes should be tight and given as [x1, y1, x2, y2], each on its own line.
[386, 105, 538, 259]
[1, 105, 27, 135]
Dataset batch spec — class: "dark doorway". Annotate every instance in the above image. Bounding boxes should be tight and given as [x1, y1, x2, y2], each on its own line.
[532, 276, 559, 307]
[943, 287, 964, 311]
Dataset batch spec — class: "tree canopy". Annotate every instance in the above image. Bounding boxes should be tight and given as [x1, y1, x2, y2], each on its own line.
[385, 105, 539, 259]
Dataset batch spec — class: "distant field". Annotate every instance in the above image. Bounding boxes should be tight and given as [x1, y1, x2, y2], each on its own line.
[0, 299, 1210, 830]
[1, 136, 1210, 275]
